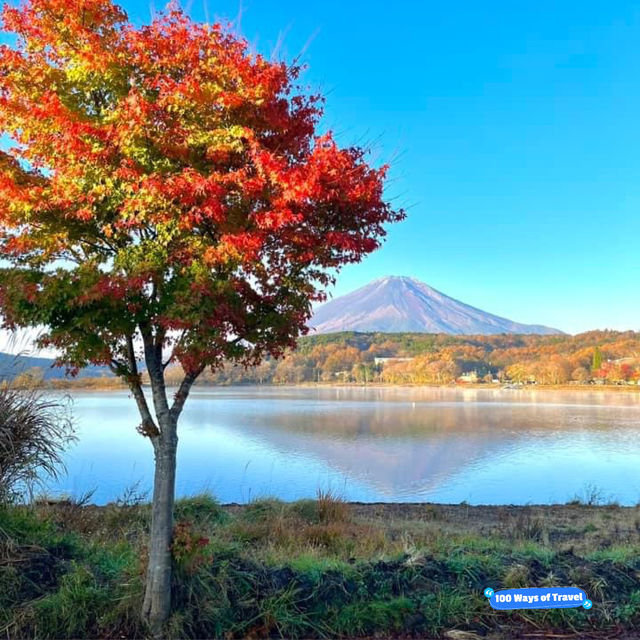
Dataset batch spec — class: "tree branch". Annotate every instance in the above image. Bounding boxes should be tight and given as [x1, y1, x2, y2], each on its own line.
[140, 323, 171, 425]
[170, 364, 205, 422]
[110, 339, 160, 439]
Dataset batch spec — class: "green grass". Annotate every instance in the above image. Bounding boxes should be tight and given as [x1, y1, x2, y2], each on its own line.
[1, 497, 640, 638]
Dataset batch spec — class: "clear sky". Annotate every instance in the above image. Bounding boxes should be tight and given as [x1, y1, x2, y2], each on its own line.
[4, 0, 640, 335]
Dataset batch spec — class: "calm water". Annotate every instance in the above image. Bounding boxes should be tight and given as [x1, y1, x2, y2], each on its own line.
[45, 386, 640, 505]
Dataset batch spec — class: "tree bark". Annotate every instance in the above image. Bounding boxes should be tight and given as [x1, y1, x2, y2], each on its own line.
[142, 416, 178, 638]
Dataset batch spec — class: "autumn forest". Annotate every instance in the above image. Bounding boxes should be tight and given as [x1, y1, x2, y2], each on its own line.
[153, 329, 640, 387]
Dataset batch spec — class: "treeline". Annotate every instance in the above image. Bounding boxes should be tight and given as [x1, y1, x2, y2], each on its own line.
[14, 330, 640, 388]
[164, 329, 640, 386]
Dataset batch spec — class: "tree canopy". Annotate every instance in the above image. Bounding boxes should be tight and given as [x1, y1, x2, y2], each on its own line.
[0, 0, 403, 388]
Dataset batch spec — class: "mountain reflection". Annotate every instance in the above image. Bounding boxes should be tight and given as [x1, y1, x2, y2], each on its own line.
[49, 387, 640, 505]
[182, 387, 637, 498]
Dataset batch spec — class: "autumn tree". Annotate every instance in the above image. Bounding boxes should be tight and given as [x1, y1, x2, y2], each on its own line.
[505, 362, 529, 383]
[0, 0, 403, 633]
[571, 366, 590, 383]
[535, 355, 571, 385]
[323, 345, 361, 375]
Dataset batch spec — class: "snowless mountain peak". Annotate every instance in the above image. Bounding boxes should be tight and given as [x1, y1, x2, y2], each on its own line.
[310, 276, 562, 335]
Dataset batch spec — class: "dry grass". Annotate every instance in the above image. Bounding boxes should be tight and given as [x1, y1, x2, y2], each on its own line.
[0, 388, 75, 502]
[316, 489, 350, 524]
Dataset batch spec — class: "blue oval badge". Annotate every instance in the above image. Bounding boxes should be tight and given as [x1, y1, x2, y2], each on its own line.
[485, 587, 589, 610]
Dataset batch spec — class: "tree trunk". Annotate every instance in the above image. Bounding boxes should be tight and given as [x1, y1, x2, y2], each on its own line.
[142, 416, 178, 638]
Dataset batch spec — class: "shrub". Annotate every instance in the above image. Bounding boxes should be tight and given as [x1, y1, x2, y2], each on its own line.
[0, 387, 75, 502]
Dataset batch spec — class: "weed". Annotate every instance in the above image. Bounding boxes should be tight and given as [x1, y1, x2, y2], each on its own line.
[334, 597, 414, 635]
[570, 483, 606, 506]
[174, 493, 227, 526]
[502, 563, 530, 588]
[316, 489, 350, 524]
[115, 480, 149, 507]
[505, 512, 545, 541]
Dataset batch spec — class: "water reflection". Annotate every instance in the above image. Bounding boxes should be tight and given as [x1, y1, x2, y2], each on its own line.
[47, 386, 640, 505]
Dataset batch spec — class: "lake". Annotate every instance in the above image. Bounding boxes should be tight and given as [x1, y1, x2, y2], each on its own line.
[45, 386, 640, 505]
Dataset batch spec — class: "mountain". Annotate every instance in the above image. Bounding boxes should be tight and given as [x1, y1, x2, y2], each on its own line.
[0, 352, 111, 380]
[310, 276, 562, 335]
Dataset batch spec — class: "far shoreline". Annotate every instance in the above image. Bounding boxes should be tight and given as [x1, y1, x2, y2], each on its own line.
[42, 380, 640, 395]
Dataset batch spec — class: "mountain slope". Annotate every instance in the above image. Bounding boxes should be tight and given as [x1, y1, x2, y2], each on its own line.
[0, 352, 111, 380]
[310, 276, 562, 335]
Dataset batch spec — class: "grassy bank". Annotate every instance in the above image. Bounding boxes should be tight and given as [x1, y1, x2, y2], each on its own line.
[1, 497, 640, 639]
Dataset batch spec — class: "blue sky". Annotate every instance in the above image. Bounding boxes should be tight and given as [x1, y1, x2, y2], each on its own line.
[4, 0, 640, 334]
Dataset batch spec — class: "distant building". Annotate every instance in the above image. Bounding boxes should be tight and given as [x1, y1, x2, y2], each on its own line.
[458, 371, 479, 383]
